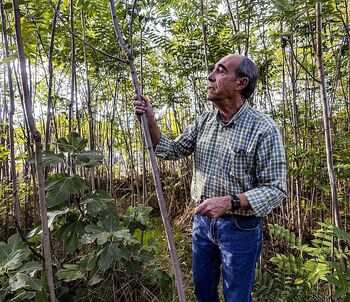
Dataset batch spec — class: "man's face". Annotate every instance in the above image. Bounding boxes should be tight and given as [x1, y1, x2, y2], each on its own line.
[207, 54, 245, 103]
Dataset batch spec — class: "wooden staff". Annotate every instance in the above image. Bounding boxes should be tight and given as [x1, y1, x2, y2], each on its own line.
[108, 1, 186, 301]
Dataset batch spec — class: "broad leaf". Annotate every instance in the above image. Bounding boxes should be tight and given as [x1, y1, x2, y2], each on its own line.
[333, 226, 350, 245]
[82, 190, 116, 217]
[28, 151, 64, 167]
[58, 215, 87, 254]
[82, 216, 134, 245]
[0, 234, 30, 270]
[45, 173, 86, 208]
[124, 205, 153, 233]
[56, 132, 87, 153]
[75, 151, 103, 168]
[56, 265, 84, 282]
[9, 273, 42, 292]
[27, 209, 69, 237]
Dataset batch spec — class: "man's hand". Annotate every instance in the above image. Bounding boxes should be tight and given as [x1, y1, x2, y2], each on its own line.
[195, 196, 231, 218]
[133, 95, 155, 122]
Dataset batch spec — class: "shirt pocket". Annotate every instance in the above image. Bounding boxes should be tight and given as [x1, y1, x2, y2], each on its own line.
[223, 148, 251, 191]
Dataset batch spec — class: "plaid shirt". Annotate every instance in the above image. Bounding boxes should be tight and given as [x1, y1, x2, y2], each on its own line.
[155, 101, 287, 217]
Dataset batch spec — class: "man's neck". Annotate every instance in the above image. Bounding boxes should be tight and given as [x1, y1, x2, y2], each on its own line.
[216, 98, 245, 123]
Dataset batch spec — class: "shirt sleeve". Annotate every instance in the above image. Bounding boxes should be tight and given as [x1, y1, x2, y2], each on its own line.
[155, 119, 198, 160]
[244, 126, 287, 217]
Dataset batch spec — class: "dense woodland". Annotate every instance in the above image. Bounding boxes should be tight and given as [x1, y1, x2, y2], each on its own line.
[0, 0, 350, 301]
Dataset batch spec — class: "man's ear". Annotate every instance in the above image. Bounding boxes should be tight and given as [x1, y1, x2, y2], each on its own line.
[235, 77, 249, 91]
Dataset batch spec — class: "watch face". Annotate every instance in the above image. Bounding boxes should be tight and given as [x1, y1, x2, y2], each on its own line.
[231, 195, 241, 210]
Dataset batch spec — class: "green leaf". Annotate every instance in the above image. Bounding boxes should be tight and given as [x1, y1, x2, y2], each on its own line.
[272, 0, 293, 11]
[82, 190, 115, 217]
[78, 254, 97, 272]
[18, 262, 42, 275]
[28, 151, 64, 166]
[56, 132, 87, 153]
[0, 53, 18, 64]
[82, 216, 134, 245]
[45, 173, 86, 208]
[333, 226, 350, 245]
[58, 216, 86, 254]
[294, 278, 304, 285]
[75, 151, 103, 168]
[97, 247, 113, 271]
[35, 287, 48, 302]
[56, 265, 84, 282]
[124, 205, 153, 234]
[9, 273, 42, 291]
[0, 234, 30, 270]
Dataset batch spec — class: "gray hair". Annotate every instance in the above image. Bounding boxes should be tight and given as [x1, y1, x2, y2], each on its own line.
[235, 58, 258, 99]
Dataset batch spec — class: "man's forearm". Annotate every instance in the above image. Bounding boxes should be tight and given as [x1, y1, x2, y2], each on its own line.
[147, 118, 161, 148]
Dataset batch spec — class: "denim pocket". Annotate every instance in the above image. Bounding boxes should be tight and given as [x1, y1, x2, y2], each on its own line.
[234, 216, 261, 231]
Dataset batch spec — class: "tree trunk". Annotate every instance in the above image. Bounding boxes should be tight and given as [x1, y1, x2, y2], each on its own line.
[12, 0, 56, 300]
[1, 0, 22, 230]
[45, 0, 62, 151]
[82, 11, 95, 191]
[315, 2, 341, 228]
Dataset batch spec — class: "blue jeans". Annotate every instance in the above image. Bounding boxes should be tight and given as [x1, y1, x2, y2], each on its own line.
[192, 214, 262, 302]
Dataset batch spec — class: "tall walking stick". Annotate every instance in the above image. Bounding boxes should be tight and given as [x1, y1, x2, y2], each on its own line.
[109, 1, 186, 301]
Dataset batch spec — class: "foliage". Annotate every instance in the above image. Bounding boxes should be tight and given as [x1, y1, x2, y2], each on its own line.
[254, 223, 350, 301]
[0, 234, 45, 302]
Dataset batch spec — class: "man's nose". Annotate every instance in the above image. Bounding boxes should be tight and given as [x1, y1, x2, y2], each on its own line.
[207, 71, 215, 82]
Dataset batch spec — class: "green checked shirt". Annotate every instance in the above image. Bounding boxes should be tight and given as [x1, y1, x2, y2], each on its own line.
[155, 101, 287, 217]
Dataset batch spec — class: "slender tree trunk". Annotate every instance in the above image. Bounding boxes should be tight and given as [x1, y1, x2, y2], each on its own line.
[225, 0, 241, 53]
[109, 1, 186, 300]
[200, 0, 209, 74]
[12, 1, 56, 300]
[315, 2, 341, 228]
[69, 0, 75, 135]
[82, 11, 96, 191]
[1, 0, 22, 229]
[344, 0, 350, 128]
[289, 35, 302, 239]
[45, 0, 62, 151]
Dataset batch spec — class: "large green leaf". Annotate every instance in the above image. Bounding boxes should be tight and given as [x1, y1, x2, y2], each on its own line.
[333, 226, 350, 245]
[82, 216, 134, 245]
[82, 190, 116, 217]
[28, 151, 64, 167]
[9, 273, 42, 292]
[124, 205, 153, 234]
[56, 265, 84, 282]
[0, 234, 30, 271]
[75, 151, 103, 168]
[27, 209, 69, 238]
[45, 173, 86, 208]
[96, 243, 130, 271]
[56, 254, 97, 281]
[58, 215, 87, 254]
[56, 132, 87, 153]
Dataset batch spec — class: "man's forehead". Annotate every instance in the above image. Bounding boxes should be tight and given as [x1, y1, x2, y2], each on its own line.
[217, 54, 244, 67]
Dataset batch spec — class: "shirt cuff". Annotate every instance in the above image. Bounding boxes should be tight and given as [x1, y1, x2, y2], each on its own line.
[155, 133, 172, 159]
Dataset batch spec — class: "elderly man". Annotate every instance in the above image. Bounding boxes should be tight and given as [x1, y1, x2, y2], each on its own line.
[134, 54, 286, 302]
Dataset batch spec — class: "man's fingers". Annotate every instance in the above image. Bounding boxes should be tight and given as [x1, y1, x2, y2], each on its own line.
[195, 200, 210, 215]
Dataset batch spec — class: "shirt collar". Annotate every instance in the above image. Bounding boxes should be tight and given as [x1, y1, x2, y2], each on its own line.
[216, 101, 249, 127]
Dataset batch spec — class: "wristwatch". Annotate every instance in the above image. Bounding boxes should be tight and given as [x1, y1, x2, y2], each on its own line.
[231, 194, 241, 211]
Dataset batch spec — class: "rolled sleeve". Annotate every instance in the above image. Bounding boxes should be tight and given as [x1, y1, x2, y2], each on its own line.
[244, 127, 287, 217]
